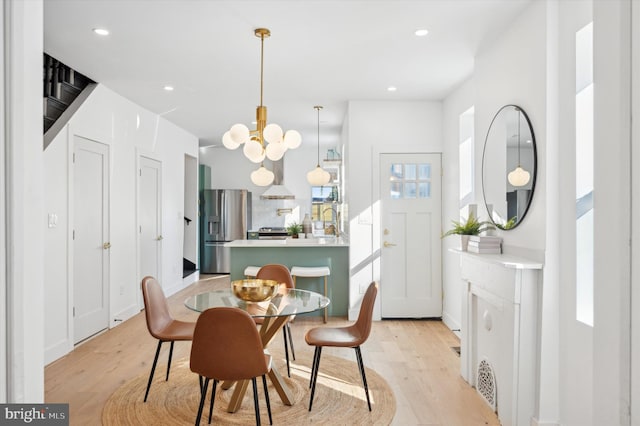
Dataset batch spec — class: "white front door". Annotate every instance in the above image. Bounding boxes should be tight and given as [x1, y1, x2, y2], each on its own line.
[73, 136, 109, 343]
[380, 153, 442, 318]
[138, 156, 162, 308]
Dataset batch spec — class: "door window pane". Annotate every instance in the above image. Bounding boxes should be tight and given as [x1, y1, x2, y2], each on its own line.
[391, 164, 403, 180]
[405, 164, 416, 180]
[390, 182, 402, 199]
[419, 164, 431, 179]
[389, 162, 432, 199]
[419, 182, 431, 198]
[404, 182, 417, 198]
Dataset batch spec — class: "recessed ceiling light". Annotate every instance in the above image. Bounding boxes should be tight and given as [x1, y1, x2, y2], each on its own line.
[387, 86, 397, 92]
[93, 28, 110, 36]
[414, 29, 429, 37]
[164, 86, 174, 91]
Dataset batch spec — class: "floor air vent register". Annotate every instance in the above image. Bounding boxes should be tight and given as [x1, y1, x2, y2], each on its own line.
[476, 359, 497, 412]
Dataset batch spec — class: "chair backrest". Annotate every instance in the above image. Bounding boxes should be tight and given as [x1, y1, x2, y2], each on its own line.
[190, 307, 269, 381]
[141, 276, 173, 339]
[354, 281, 378, 343]
[257, 264, 294, 289]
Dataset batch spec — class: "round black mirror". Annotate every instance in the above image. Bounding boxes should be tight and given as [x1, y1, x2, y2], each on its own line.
[481, 105, 537, 230]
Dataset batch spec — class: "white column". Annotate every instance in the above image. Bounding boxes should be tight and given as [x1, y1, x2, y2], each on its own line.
[4, 0, 45, 402]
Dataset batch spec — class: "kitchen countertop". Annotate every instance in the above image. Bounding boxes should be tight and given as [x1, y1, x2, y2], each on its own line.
[225, 237, 349, 248]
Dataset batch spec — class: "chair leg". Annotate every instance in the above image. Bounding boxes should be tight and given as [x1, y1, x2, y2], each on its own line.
[252, 377, 261, 426]
[195, 378, 210, 425]
[286, 323, 296, 360]
[282, 326, 291, 377]
[208, 379, 218, 424]
[199, 375, 203, 394]
[144, 340, 163, 402]
[323, 276, 328, 323]
[309, 346, 323, 411]
[354, 346, 372, 411]
[262, 375, 272, 425]
[166, 341, 175, 381]
[309, 346, 318, 388]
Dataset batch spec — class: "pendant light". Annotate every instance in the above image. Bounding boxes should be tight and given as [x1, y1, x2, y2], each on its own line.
[222, 28, 302, 186]
[507, 107, 531, 187]
[307, 106, 331, 186]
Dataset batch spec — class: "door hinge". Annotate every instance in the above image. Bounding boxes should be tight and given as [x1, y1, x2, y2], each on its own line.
[73, 153, 75, 163]
[73, 307, 75, 317]
[139, 169, 142, 176]
[72, 230, 75, 240]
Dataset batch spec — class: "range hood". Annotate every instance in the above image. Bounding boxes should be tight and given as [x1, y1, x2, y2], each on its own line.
[260, 159, 295, 200]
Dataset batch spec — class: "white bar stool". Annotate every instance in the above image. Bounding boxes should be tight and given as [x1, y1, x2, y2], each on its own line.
[243, 265, 261, 278]
[290, 266, 331, 323]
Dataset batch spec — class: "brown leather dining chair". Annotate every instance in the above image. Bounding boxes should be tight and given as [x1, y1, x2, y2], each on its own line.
[256, 264, 296, 377]
[305, 281, 378, 411]
[190, 307, 273, 425]
[141, 276, 196, 402]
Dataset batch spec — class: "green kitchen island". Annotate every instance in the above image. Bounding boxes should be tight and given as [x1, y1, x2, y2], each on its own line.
[225, 238, 349, 317]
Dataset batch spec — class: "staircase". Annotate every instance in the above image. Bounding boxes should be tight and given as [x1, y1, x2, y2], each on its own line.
[43, 53, 94, 135]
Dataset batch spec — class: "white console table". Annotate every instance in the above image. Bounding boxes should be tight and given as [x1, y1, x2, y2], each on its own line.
[452, 249, 542, 426]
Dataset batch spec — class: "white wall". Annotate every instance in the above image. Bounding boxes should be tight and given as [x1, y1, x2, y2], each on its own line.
[346, 100, 443, 319]
[442, 78, 475, 335]
[44, 84, 198, 364]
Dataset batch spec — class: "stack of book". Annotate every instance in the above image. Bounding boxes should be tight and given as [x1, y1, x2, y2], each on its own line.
[468, 235, 502, 254]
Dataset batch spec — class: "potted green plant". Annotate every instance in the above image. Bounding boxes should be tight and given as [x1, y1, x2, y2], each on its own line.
[442, 213, 495, 251]
[286, 222, 303, 239]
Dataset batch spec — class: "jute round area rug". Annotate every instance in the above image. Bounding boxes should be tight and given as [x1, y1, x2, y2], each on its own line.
[102, 351, 395, 425]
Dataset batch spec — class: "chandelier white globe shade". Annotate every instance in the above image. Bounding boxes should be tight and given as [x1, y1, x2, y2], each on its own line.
[307, 166, 331, 186]
[243, 140, 266, 163]
[251, 165, 275, 186]
[222, 131, 240, 150]
[283, 130, 302, 149]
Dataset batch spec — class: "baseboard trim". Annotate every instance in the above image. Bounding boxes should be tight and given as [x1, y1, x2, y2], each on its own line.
[111, 303, 139, 327]
[45, 339, 73, 365]
[442, 311, 461, 338]
[530, 417, 561, 426]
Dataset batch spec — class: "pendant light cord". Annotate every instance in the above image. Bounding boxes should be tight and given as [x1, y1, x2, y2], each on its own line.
[316, 106, 321, 167]
[517, 108, 521, 167]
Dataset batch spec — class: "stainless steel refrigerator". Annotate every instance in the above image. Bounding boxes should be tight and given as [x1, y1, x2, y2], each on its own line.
[200, 189, 251, 274]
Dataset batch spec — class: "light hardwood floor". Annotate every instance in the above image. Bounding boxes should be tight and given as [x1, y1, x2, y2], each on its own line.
[45, 275, 499, 425]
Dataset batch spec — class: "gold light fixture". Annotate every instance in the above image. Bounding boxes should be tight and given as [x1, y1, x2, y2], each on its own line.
[222, 28, 301, 186]
[307, 106, 331, 186]
[507, 107, 531, 187]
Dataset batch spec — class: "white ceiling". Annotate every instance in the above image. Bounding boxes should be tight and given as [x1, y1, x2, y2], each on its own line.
[44, 0, 530, 149]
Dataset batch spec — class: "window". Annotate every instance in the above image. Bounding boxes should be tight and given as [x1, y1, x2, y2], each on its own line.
[459, 107, 475, 215]
[575, 22, 594, 327]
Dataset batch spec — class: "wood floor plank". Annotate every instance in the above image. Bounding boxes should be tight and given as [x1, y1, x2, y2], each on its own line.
[45, 275, 499, 426]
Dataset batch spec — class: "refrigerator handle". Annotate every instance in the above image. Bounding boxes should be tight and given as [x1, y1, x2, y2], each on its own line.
[208, 220, 213, 235]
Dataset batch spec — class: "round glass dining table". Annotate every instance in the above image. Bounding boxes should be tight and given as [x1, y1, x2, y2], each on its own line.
[184, 287, 330, 413]
[184, 288, 330, 317]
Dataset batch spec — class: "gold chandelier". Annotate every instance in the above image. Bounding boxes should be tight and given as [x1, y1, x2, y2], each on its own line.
[222, 28, 301, 186]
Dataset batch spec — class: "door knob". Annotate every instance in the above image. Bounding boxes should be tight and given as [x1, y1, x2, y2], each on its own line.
[103, 242, 111, 249]
[383, 241, 396, 247]
[157, 235, 163, 241]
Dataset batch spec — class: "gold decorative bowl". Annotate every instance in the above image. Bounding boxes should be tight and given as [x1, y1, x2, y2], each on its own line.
[232, 279, 280, 303]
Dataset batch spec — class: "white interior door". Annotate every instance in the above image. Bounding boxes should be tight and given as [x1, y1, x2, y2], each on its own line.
[73, 136, 109, 343]
[380, 153, 442, 318]
[138, 156, 162, 301]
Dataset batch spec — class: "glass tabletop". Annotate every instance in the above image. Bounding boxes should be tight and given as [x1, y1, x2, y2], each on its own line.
[184, 288, 330, 318]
